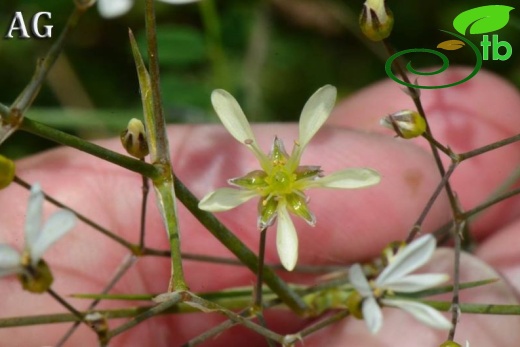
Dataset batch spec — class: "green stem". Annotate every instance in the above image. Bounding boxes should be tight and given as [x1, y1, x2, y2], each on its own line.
[47, 288, 84, 324]
[284, 310, 350, 345]
[140, 0, 186, 291]
[186, 294, 284, 344]
[462, 185, 520, 220]
[458, 133, 520, 161]
[19, 117, 159, 179]
[139, 162, 150, 249]
[106, 292, 183, 340]
[406, 162, 457, 243]
[255, 227, 267, 310]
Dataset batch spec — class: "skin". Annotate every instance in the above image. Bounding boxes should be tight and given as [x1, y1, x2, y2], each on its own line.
[1, 67, 520, 346]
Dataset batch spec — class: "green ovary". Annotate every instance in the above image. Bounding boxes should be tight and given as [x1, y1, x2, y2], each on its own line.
[265, 166, 296, 196]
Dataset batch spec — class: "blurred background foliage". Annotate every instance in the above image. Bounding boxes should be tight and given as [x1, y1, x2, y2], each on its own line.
[0, 0, 519, 158]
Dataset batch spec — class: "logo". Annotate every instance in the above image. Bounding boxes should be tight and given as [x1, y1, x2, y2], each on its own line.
[4, 11, 53, 39]
[385, 5, 514, 89]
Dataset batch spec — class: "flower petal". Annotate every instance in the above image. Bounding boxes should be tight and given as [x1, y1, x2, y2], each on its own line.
[276, 205, 298, 271]
[381, 298, 452, 330]
[31, 210, 76, 265]
[98, 0, 133, 18]
[298, 85, 337, 150]
[198, 188, 257, 212]
[362, 296, 383, 334]
[384, 273, 450, 293]
[0, 244, 22, 277]
[348, 263, 373, 297]
[211, 89, 270, 167]
[307, 168, 381, 189]
[24, 183, 44, 253]
[376, 234, 436, 288]
[211, 89, 257, 146]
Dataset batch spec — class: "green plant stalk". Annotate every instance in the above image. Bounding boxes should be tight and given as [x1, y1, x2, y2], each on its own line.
[4, 298, 520, 329]
[106, 292, 183, 340]
[19, 118, 159, 179]
[185, 293, 284, 343]
[129, 25, 186, 291]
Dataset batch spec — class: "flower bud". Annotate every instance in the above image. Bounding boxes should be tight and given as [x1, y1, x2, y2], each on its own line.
[380, 109, 426, 139]
[346, 291, 364, 319]
[359, 0, 394, 41]
[0, 154, 15, 189]
[85, 312, 109, 340]
[18, 259, 53, 293]
[120, 118, 149, 158]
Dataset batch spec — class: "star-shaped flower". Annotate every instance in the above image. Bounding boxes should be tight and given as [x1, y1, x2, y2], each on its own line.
[97, 0, 200, 19]
[348, 234, 452, 334]
[0, 183, 76, 292]
[198, 85, 381, 271]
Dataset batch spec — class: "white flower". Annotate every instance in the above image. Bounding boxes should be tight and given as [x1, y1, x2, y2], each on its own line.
[0, 184, 76, 278]
[97, 0, 200, 19]
[348, 234, 452, 334]
[198, 85, 381, 271]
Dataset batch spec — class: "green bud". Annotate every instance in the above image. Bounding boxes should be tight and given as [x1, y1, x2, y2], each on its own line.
[286, 192, 315, 226]
[346, 291, 364, 319]
[359, 0, 394, 41]
[229, 170, 268, 190]
[294, 165, 322, 181]
[380, 109, 426, 139]
[258, 196, 279, 229]
[269, 137, 289, 165]
[304, 288, 349, 316]
[0, 154, 15, 189]
[18, 259, 54, 293]
[120, 118, 149, 158]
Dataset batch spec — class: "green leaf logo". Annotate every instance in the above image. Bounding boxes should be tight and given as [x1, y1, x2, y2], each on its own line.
[453, 5, 514, 35]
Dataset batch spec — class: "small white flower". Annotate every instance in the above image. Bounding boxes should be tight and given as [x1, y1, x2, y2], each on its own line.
[198, 85, 381, 271]
[349, 234, 452, 334]
[0, 183, 76, 278]
[97, 0, 200, 19]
